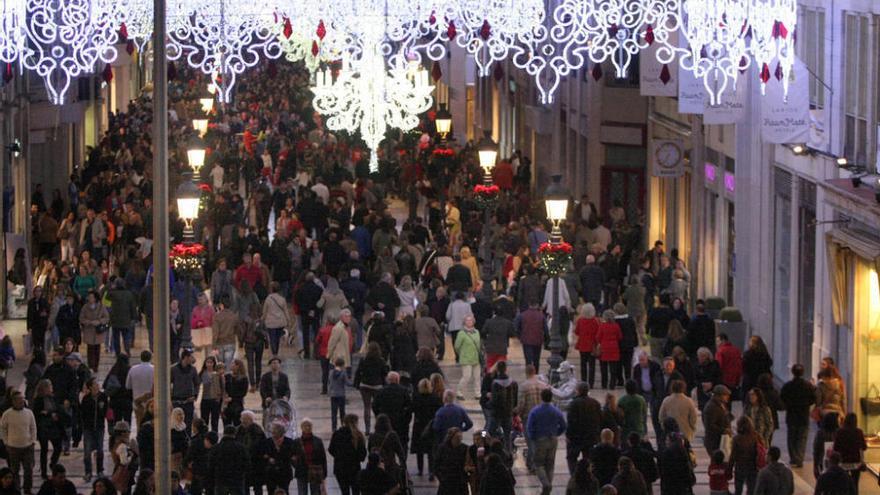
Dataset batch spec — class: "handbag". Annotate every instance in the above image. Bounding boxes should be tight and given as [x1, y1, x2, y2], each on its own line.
[96, 323, 110, 334]
[191, 326, 214, 347]
[756, 439, 768, 469]
[420, 419, 435, 443]
[720, 433, 732, 460]
[111, 464, 131, 493]
[860, 384, 880, 416]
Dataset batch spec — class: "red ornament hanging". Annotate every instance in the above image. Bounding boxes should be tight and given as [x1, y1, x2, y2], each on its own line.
[774, 62, 784, 81]
[772, 21, 788, 39]
[311, 40, 319, 57]
[644, 25, 655, 45]
[283, 18, 293, 39]
[428, 11, 436, 24]
[167, 61, 177, 81]
[316, 20, 326, 40]
[738, 55, 749, 74]
[493, 63, 504, 82]
[447, 21, 457, 40]
[119, 22, 128, 41]
[431, 61, 442, 82]
[479, 20, 491, 40]
[125, 40, 135, 55]
[591, 63, 603, 81]
[659, 64, 671, 85]
[3, 63, 13, 84]
[760, 63, 771, 84]
[102, 64, 113, 84]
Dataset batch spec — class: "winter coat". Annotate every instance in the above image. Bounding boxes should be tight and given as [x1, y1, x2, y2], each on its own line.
[328, 426, 367, 484]
[659, 393, 699, 442]
[410, 392, 442, 454]
[353, 356, 388, 389]
[780, 377, 817, 427]
[454, 329, 482, 366]
[741, 350, 773, 393]
[212, 309, 240, 346]
[372, 384, 413, 443]
[79, 302, 110, 346]
[261, 293, 291, 329]
[107, 288, 138, 328]
[574, 317, 599, 354]
[715, 342, 743, 389]
[291, 435, 327, 481]
[482, 317, 516, 355]
[702, 396, 732, 452]
[414, 316, 441, 351]
[435, 442, 469, 495]
[595, 321, 622, 362]
[326, 322, 352, 368]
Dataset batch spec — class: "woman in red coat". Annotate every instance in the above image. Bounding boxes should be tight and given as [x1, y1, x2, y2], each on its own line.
[596, 309, 623, 390]
[574, 303, 600, 388]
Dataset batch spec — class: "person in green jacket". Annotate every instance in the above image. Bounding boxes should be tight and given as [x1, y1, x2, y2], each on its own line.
[618, 379, 648, 439]
[454, 316, 482, 400]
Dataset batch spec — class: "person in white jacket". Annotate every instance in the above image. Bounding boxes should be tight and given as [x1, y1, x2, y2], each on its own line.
[0, 391, 37, 493]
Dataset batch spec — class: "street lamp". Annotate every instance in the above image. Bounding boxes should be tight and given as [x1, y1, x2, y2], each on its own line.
[477, 130, 498, 183]
[435, 103, 452, 141]
[191, 109, 209, 138]
[176, 172, 201, 242]
[186, 134, 207, 175]
[543, 174, 570, 375]
[199, 88, 215, 114]
[545, 174, 569, 242]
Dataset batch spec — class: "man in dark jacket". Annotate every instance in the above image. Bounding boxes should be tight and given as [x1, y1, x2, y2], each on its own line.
[646, 294, 675, 360]
[79, 378, 108, 481]
[27, 286, 51, 351]
[754, 446, 794, 495]
[652, 357, 685, 448]
[209, 426, 251, 495]
[814, 451, 856, 495]
[565, 382, 601, 475]
[701, 384, 732, 456]
[482, 313, 516, 370]
[365, 273, 400, 317]
[106, 278, 139, 356]
[578, 255, 605, 308]
[372, 371, 413, 451]
[259, 357, 291, 408]
[340, 270, 368, 323]
[779, 363, 817, 467]
[294, 272, 324, 359]
[445, 255, 473, 296]
[688, 300, 716, 356]
[489, 361, 518, 453]
[170, 350, 200, 426]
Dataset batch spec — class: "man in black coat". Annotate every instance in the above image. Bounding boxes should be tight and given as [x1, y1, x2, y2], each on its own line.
[578, 255, 605, 308]
[779, 364, 817, 467]
[294, 272, 324, 359]
[210, 426, 251, 495]
[565, 382, 601, 475]
[259, 358, 291, 409]
[688, 300, 716, 356]
[445, 255, 473, 296]
[372, 371, 413, 451]
[27, 286, 50, 351]
[651, 357, 685, 449]
[365, 273, 400, 317]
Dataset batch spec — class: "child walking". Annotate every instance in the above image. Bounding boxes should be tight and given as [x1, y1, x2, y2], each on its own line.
[329, 358, 349, 431]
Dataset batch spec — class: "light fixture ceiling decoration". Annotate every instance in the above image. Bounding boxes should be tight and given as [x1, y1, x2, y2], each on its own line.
[748, 0, 796, 98]
[311, 21, 433, 173]
[167, 0, 282, 103]
[0, 0, 26, 66]
[22, 0, 118, 104]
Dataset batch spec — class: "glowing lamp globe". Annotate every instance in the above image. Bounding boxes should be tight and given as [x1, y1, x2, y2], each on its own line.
[544, 174, 570, 232]
[477, 130, 498, 175]
[435, 104, 452, 139]
[186, 135, 207, 174]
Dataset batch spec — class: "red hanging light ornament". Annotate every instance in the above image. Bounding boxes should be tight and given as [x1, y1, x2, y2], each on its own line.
[644, 24, 655, 45]
[760, 63, 771, 84]
[479, 20, 491, 40]
[311, 40, 320, 57]
[431, 61, 443, 82]
[119, 22, 128, 41]
[283, 17, 293, 39]
[316, 20, 326, 40]
[446, 20, 457, 40]
[101, 64, 113, 84]
[3, 63, 13, 84]
[738, 56, 749, 74]
[493, 63, 504, 82]
[428, 10, 436, 25]
[774, 62, 784, 81]
[591, 63, 603, 81]
[659, 64, 671, 85]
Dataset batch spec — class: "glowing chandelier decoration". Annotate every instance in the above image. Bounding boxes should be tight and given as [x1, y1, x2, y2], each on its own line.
[0, 0, 25, 67]
[167, 0, 282, 103]
[514, 0, 680, 104]
[21, 0, 118, 104]
[311, 21, 433, 173]
[748, 0, 796, 98]
[114, 0, 153, 53]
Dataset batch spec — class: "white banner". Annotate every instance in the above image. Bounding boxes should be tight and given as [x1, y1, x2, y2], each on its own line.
[640, 43, 677, 97]
[678, 67, 705, 114]
[704, 73, 747, 125]
[760, 59, 811, 144]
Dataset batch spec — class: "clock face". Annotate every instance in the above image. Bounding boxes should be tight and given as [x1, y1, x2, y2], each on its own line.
[656, 142, 682, 169]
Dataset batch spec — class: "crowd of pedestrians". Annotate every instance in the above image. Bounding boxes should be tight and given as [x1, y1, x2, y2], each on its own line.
[2, 57, 871, 495]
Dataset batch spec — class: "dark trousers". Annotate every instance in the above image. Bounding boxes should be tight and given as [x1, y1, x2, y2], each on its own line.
[267, 327, 284, 356]
[32, 327, 46, 351]
[787, 422, 809, 466]
[618, 349, 634, 383]
[320, 358, 330, 393]
[449, 330, 460, 361]
[245, 344, 263, 386]
[337, 480, 360, 495]
[296, 479, 321, 495]
[523, 344, 542, 373]
[213, 482, 246, 495]
[580, 352, 596, 388]
[8, 445, 34, 492]
[301, 317, 319, 358]
[87, 344, 101, 371]
[265, 476, 292, 495]
[600, 361, 621, 389]
[200, 398, 222, 432]
[416, 452, 433, 476]
[82, 428, 104, 475]
[330, 396, 345, 431]
[112, 326, 133, 355]
[38, 437, 62, 476]
[359, 387, 378, 434]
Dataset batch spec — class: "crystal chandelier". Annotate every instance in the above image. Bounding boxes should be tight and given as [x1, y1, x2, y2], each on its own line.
[168, 0, 281, 103]
[22, 0, 118, 104]
[311, 21, 433, 172]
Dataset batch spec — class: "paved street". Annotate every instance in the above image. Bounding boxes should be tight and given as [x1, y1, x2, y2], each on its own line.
[2, 319, 875, 494]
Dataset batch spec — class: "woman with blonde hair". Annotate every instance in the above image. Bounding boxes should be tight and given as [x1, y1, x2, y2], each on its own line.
[169, 408, 189, 475]
[430, 372, 446, 402]
[412, 378, 443, 477]
[574, 303, 600, 387]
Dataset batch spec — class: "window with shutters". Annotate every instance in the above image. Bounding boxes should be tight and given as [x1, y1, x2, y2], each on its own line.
[800, 8, 826, 109]
[843, 13, 876, 167]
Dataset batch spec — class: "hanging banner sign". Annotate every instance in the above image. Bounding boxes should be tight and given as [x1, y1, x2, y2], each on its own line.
[704, 73, 747, 125]
[761, 58, 811, 144]
[678, 67, 705, 114]
[640, 38, 677, 97]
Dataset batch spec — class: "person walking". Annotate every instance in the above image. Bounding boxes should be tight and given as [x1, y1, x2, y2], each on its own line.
[613, 303, 639, 383]
[432, 391, 474, 447]
[573, 303, 600, 387]
[258, 357, 291, 410]
[435, 428, 469, 495]
[0, 391, 37, 494]
[106, 279, 138, 356]
[291, 419, 327, 495]
[565, 382, 601, 475]
[328, 414, 367, 495]
[516, 364, 547, 473]
[730, 416, 760, 495]
[482, 312, 516, 371]
[596, 309, 623, 389]
[488, 360, 518, 453]
[754, 446, 794, 495]
[79, 291, 109, 372]
[454, 317, 482, 400]
[618, 380, 648, 440]
[352, 342, 387, 435]
[257, 423, 296, 494]
[371, 372, 413, 454]
[209, 426, 251, 495]
[702, 384, 733, 456]
[659, 380, 699, 443]
[833, 412, 867, 489]
[262, 282, 292, 357]
[779, 364, 816, 468]
[527, 389, 567, 495]
[744, 388, 775, 448]
[514, 303, 546, 373]
[79, 378, 108, 482]
[31, 380, 65, 482]
[814, 452, 856, 495]
[212, 296, 240, 371]
[410, 379, 442, 478]
[657, 419, 696, 495]
[198, 356, 225, 433]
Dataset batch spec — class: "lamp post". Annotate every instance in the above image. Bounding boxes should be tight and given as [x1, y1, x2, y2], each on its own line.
[435, 103, 452, 143]
[186, 134, 207, 178]
[544, 174, 570, 375]
[191, 109, 209, 138]
[176, 171, 201, 350]
[199, 88, 215, 115]
[476, 130, 499, 291]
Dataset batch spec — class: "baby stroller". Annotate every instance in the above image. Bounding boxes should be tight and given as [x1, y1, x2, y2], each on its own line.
[262, 398, 299, 440]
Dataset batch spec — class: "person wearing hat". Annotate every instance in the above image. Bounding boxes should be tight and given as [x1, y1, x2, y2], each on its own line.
[259, 357, 290, 409]
[702, 384, 733, 456]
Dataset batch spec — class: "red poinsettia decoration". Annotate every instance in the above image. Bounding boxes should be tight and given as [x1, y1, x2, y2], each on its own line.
[170, 243, 206, 258]
[432, 147, 455, 157]
[538, 241, 573, 255]
[197, 183, 212, 193]
[474, 184, 500, 195]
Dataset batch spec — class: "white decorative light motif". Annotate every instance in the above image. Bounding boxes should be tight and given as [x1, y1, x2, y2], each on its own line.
[312, 22, 433, 172]
[168, 0, 282, 103]
[22, 0, 118, 104]
[0, 0, 25, 64]
[748, 0, 796, 98]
